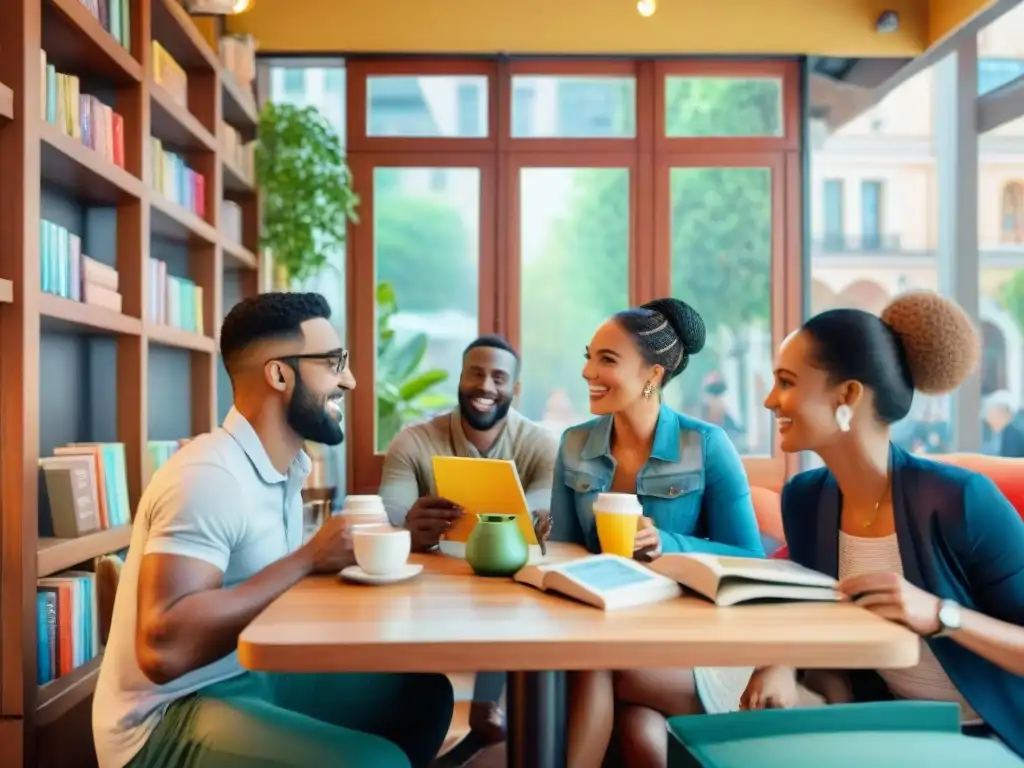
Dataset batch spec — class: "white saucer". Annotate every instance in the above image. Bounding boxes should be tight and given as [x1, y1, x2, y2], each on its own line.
[339, 563, 423, 585]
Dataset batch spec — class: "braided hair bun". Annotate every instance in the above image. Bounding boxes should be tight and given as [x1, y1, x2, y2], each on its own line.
[614, 298, 706, 387]
[880, 291, 980, 395]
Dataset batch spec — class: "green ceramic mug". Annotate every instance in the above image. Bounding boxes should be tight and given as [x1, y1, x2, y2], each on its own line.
[465, 514, 529, 577]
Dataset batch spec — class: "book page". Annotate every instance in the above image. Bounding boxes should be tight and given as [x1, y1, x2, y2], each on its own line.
[688, 554, 837, 588]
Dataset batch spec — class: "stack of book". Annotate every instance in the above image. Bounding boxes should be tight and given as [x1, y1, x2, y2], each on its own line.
[39, 442, 132, 539]
[39, 219, 123, 312]
[221, 122, 254, 179]
[152, 41, 187, 108]
[36, 570, 99, 685]
[146, 438, 191, 477]
[219, 34, 256, 91]
[74, 0, 131, 51]
[40, 53, 125, 168]
[146, 257, 204, 334]
[150, 138, 206, 217]
[221, 200, 242, 242]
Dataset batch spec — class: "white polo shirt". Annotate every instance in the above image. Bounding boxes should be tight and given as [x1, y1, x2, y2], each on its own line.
[93, 408, 311, 768]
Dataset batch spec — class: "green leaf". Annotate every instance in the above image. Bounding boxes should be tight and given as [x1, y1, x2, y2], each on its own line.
[398, 369, 449, 401]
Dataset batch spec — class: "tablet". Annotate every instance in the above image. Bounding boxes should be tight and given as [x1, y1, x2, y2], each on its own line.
[431, 455, 539, 548]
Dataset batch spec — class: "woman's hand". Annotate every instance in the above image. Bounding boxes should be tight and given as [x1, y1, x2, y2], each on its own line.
[634, 517, 662, 560]
[739, 666, 800, 710]
[838, 572, 941, 637]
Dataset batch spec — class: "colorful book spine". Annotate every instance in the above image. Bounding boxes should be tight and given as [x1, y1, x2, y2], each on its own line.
[41, 58, 126, 169]
[36, 571, 99, 685]
[149, 138, 207, 218]
[146, 257, 204, 334]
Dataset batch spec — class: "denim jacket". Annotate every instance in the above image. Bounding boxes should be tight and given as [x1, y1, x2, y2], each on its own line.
[549, 404, 765, 557]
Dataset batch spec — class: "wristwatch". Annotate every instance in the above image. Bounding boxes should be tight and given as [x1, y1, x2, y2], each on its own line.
[931, 599, 963, 638]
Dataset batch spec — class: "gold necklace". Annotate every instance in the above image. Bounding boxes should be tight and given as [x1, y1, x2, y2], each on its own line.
[859, 480, 891, 529]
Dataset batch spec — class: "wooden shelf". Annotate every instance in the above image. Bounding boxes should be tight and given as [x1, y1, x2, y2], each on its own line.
[221, 71, 258, 141]
[40, 122, 144, 204]
[150, 82, 217, 151]
[151, 0, 218, 71]
[222, 239, 258, 270]
[0, 279, 13, 303]
[0, 81, 13, 125]
[146, 323, 216, 353]
[38, 525, 131, 579]
[222, 155, 254, 196]
[43, 0, 143, 84]
[36, 654, 103, 725]
[151, 194, 219, 244]
[39, 293, 143, 336]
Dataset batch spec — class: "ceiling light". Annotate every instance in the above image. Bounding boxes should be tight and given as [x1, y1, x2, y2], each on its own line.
[637, 0, 656, 17]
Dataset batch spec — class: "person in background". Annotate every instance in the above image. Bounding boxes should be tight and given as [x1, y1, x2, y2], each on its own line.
[982, 389, 1024, 458]
[549, 298, 764, 768]
[746, 291, 1024, 757]
[700, 371, 746, 450]
[379, 334, 558, 768]
[93, 293, 454, 768]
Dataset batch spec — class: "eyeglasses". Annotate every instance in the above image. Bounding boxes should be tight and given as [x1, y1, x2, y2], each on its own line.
[275, 350, 349, 375]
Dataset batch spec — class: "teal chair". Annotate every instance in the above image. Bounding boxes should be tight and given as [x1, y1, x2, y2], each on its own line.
[667, 702, 1024, 767]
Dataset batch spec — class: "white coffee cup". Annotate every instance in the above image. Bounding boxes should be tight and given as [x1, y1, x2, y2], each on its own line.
[353, 527, 411, 575]
[341, 494, 389, 528]
[593, 492, 644, 516]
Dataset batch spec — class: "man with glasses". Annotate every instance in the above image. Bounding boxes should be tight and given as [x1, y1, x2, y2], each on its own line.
[93, 292, 454, 768]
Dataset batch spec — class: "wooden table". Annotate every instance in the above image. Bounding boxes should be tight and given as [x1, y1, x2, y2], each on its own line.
[239, 544, 919, 767]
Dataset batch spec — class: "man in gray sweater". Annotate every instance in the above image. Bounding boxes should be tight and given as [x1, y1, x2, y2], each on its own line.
[379, 335, 558, 767]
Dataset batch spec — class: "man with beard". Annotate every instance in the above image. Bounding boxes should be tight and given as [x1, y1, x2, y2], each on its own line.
[93, 293, 454, 768]
[379, 334, 558, 767]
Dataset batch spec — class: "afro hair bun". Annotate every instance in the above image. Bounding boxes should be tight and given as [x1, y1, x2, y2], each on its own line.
[640, 298, 707, 357]
[880, 291, 980, 395]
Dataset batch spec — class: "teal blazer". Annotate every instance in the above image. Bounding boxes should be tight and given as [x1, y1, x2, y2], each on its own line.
[782, 444, 1024, 756]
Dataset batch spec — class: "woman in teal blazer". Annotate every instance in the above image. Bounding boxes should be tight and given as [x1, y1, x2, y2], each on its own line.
[748, 291, 1024, 758]
[549, 297, 764, 767]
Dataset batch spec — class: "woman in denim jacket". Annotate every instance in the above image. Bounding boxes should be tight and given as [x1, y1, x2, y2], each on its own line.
[549, 297, 764, 767]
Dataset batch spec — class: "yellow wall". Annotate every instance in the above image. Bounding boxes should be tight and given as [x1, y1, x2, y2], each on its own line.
[227, 0, 933, 57]
[928, 0, 997, 45]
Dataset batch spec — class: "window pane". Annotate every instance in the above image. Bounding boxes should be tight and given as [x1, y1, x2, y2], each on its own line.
[668, 167, 773, 457]
[664, 76, 783, 137]
[366, 76, 488, 138]
[823, 179, 844, 250]
[811, 66, 948, 458]
[264, 63, 348, 495]
[518, 168, 630, 433]
[978, 3, 1024, 95]
[511, 76, 636, 138]
[374, 167, 480, 451]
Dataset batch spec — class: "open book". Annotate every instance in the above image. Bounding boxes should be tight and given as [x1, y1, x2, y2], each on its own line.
[648, 553, 841, 606]
[514, 554, 683, 611]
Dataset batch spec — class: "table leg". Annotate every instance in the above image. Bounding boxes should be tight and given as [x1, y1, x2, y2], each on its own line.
[506, 670, 566, 768]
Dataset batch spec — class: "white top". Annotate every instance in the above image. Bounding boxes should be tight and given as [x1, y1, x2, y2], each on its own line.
[838, 531, 981, 723]
[92, 409, 311, 768]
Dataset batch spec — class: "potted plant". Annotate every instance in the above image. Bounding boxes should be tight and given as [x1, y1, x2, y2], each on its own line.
[255, 101, 359, 287]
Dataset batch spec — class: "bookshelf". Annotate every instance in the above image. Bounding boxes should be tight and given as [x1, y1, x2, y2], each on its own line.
[0, 0, 261, 764]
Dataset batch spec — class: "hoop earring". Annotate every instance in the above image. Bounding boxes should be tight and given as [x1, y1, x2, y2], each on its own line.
[835, 404, 853, 432]
[642, 382, 654, 399]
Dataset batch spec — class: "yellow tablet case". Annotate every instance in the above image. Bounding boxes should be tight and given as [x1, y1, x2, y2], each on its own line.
[431, 456, 539, 546]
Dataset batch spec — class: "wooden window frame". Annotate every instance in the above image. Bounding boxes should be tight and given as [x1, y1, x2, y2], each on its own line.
[344, 57, 803, 494]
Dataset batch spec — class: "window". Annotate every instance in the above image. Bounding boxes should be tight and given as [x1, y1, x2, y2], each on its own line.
[511, 86, 536, 137]
[978, 59, 1024, 95]
[283, 69, 305, 96]
[860, 180, 884, 251]
[1001, 181, 1024, 243]
[324, 68, 344, 95]
[344, 59, 799, 492]
[823, 179, 844, 250]
[456, 83, 481, 138]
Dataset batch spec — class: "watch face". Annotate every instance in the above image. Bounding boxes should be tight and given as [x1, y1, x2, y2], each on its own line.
[939, 601, 962, 630]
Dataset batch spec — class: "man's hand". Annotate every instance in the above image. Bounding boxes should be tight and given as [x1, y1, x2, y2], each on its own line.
[300, 514, 355, 573]
[532, 510, 552, 542]
[405, 496, 463, 551]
